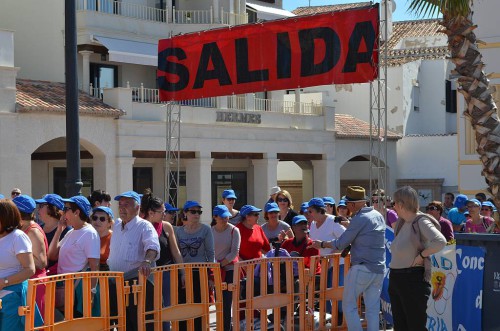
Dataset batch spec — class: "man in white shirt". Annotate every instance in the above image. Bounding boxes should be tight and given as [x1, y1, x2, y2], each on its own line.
[107, 190, 160, 331]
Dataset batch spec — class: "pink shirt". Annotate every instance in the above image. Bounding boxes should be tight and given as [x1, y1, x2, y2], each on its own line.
[464, 217, 493, 233]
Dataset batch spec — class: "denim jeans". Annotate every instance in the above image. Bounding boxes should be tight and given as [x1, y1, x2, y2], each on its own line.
[342, 264, 384, 331]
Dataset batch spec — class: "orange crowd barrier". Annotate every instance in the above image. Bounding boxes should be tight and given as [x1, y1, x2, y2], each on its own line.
[137, 262, 224, 331]
[20, 271, 126, 331]
[18, 255, 367, 331]
[231, 257, 307, 331]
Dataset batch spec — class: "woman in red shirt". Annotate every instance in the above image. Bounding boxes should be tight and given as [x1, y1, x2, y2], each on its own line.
[236, 205, 271, 260]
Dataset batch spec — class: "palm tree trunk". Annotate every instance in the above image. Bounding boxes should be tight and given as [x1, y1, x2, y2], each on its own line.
[441, 13, 500, 202]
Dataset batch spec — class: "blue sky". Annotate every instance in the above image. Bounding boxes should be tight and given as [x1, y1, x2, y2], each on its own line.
[283, 0, 439, 22]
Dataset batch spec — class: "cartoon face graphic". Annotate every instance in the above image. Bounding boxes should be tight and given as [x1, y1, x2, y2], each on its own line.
[431, 271, 446, 300]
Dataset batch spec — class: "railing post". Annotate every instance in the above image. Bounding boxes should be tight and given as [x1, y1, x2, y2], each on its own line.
[126, 81, 130, 88]
[140, 83, 144, 103]
[89, 83, 94, 96]
[173, 6, 176, 23]
[221, 7, 224, 24]
[210, 6, 213, 24]
[97, 0, 101, 12]
[83, 0, 87, 11]
[246, 93, 255, 111]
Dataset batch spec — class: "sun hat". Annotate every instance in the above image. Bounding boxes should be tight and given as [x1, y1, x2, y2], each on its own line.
[62, 196, 92, 218]
[292, 215, 308, 225]
[183, 200, 202, 210]
[454, 194, 468, 208]
[344, 186, 367, 202]
[240, 205, 262, 217]
[13, 195, 36, 214]
[322, 197, 336, 205]
[300, 202, 309, 213]
[114, 191, 141, 204]
[222, 189, 237, 199]
[269, 186, 281, 196]
[35, 193, 64, 210]
[92, 206, 114, 219]
[213, 205, 232, 218]
[264, 202, 280, 213]
[308, 197, 325, 208]
[164, 203, 179, 212]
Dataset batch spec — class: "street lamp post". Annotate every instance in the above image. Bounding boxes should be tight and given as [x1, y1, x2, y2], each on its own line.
[65, 0, 83, 196]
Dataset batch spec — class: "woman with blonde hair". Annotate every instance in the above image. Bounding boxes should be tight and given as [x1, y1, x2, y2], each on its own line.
[389, 186, 446, 331]
[275, 190, 298, 227]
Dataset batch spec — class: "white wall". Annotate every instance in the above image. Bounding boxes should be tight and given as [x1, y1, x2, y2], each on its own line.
[396, 135, 458, 187]
[0, 0, 66, 82]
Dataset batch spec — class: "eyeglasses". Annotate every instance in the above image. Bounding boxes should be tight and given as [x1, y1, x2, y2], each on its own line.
[277, 198, 289, 203]
[152, 210, 165, 215]
[426, 206, 439, 211]
[91, 215, 108, 222]
[167, 211, 177, 215]
[187, 210, 203, 215]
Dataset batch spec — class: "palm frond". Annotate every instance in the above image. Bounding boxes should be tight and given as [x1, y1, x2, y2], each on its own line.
[407, 0, 472, 18]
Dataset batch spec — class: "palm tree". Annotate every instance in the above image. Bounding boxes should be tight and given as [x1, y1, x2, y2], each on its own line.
[408, 0, 500, 203]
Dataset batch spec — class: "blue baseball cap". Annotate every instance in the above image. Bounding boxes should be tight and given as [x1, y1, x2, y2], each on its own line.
[13, 195, 36, 214]
[322, 197, 336, 205]
[338, 199, 347, 207]
[62, 196, 92, 218]
[454, 194, 468, 208]
[466, 198, 481, 207]
[114, 191, 141, 204]
[308, 197, 325, 208]
[264, 202, 280, 213]
[0, 194, 4, 199]
[164, 203, 179, 212]
[222, 189, 237, 199]
[300, 202, 309, 213]
[213, 205, 231, 218]
[92, 206, 114, 219]
[482, 201, 497, 211]
[240, 205, 262, 217]
[183, 200, 202, 210]
[292, 215, 308, 225]
[35, 193, 64, 210]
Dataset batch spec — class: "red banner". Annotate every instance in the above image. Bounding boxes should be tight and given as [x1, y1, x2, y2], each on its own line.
[158, 4, 379, 101]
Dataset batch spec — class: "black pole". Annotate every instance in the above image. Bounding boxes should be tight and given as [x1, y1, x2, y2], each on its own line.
[65, 0, 83, 196]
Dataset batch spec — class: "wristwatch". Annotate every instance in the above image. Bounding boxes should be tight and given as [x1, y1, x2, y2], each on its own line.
[320, 241, 325, 248]
[143, 259, 151, 264]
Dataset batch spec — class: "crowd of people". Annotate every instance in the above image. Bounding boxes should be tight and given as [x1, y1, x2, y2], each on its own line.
[0, 185, 498, 330]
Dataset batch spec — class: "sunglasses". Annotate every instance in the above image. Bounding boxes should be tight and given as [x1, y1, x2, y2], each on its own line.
[225, 198, 236, 201]
[11, 192, 21, 196]
[248, 212, 260, 217]
[187, 210, 203, 215]
[277, 198, 289, 203]
[91, 215, 108, 222]
[426, 206, 439, 211]
[371, 199, 379, 204]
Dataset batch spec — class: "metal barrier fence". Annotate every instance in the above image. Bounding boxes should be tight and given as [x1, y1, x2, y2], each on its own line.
[20, 255, 362, 330]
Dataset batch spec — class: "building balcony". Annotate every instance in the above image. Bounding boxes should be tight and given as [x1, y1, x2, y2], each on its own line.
[89, 83, 324, 117]
[76, 0, 247, 31]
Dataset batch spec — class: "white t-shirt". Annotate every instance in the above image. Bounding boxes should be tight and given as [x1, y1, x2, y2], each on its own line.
[0, 229, 32, 279]
[57, 224, 100, 274]
[309, 215, 346, 256]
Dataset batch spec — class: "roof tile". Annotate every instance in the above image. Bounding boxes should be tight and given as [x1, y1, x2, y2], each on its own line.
[335, 114, 401, 140]
[16, 79, 125, 116]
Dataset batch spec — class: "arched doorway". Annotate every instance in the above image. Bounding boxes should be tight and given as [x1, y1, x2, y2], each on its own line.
[339, 155, 388, 197]
[31, 137, 105, 198]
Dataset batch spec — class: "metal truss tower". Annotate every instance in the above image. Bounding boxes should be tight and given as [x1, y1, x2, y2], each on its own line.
[369, 0, 389, 196]
[165, 102, 181, 207]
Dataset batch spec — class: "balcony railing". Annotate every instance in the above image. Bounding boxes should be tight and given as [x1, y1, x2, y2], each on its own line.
[77, 1, 247, 25]
[87, 84, 322, 115]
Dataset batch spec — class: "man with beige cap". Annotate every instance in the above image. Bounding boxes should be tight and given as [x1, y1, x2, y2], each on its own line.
[312, 185, 385, 331]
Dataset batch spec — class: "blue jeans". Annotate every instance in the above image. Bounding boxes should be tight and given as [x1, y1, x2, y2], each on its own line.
[343, 264, 383, 331]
